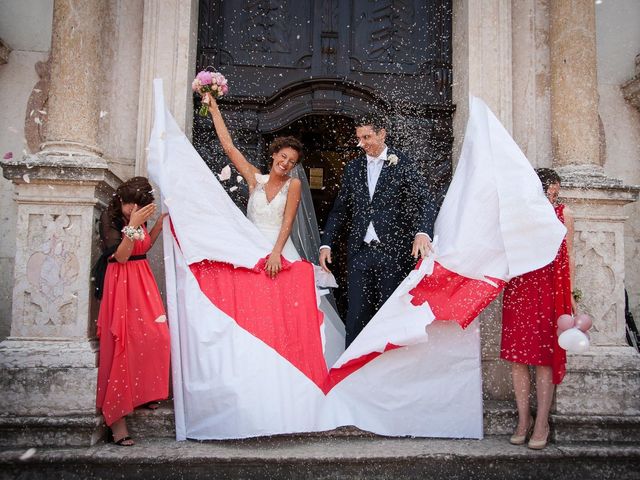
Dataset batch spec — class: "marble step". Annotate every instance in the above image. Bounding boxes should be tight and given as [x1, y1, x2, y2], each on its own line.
[1, 436, 638, 480]
[126, 400, 519, 441]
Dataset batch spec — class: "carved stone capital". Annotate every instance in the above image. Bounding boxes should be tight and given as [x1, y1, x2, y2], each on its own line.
[0, 37, 10, 65]
[1, 153, 121, 207]
[621, 54, 640, 112]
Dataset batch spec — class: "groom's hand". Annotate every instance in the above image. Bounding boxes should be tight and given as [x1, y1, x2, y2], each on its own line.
[412, 234, 433, 259]
[319, 248, 332, 273]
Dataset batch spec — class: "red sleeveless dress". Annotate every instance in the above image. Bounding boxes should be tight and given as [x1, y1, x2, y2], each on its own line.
[96, 227, 170, 425]
[500, 204, 572, 384]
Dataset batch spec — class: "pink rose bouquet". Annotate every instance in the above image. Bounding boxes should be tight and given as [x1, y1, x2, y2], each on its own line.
[192, 69, 229, 117]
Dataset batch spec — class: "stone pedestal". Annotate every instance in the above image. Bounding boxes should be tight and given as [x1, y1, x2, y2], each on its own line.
[552, 168, 640, 442]
[0, 155, 120, 446]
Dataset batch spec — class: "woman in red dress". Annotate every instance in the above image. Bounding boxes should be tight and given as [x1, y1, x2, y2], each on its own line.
[94, 177, 170, 446]
[501, 168, 575, 450]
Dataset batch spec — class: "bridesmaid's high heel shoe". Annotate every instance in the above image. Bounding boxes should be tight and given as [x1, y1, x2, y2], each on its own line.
[509, 417, 534, 445]
[528, 425, 550, 450]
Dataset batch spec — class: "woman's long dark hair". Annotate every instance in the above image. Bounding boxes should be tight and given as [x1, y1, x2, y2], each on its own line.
[106, 176, 155, 227]
[93, 177, 155, 299]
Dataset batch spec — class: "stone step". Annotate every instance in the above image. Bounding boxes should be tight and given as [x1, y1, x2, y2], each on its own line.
[126, 400, 519, 441]
[1, 436, 638, 480]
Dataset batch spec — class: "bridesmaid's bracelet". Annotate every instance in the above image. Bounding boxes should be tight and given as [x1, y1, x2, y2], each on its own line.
[122, 225, 145, 241]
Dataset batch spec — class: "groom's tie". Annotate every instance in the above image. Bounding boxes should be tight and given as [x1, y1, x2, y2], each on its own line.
[366, 156, 384, 200]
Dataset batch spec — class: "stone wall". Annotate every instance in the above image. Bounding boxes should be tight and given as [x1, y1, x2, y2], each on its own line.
[0, 0, 54, 341]
[595, 0, 640, 326]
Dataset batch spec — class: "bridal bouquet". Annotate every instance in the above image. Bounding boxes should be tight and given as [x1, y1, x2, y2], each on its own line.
[192, 69, 229, 117]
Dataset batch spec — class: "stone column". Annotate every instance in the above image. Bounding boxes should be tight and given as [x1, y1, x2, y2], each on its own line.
[0, 0, 121, 447]
[453, 0, 515, 433]
[548, 0, 640, 443]
[549, 0, 601, 170]
[41, 0, 105, 156]
[135, 0, 198, 174]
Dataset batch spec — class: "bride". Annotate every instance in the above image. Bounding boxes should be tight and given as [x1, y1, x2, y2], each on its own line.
[203, 93, 303, 277]
[202, 93, 345, 366]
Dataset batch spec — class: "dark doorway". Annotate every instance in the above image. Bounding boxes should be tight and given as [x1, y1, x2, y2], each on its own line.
[194, 0, 454, 193]
[193, 0, 454, 317]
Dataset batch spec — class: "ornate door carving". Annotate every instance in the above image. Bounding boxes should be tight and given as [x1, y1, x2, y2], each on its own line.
[195, 0, 453, 204]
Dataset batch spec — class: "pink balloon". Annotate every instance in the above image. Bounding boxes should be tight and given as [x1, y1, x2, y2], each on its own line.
[575, 313, 593, 332]
[557, 314, 575, 332]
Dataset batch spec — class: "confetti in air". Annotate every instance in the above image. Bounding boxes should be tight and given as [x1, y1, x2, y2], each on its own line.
[218, 165, 231, 181]
[19, 448, 36, 461]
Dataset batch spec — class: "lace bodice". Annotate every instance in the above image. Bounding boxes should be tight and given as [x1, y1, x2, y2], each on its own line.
[247, 174, 292, 232]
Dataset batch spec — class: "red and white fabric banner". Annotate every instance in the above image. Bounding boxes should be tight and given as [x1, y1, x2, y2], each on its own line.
[409, 96, 566, 327]
[148, 81, 564, 440]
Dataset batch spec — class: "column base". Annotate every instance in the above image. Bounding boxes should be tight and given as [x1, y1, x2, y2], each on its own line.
[0, 415, 105, 448]
[552, 413, 640, 444]
[0, 338, 105, 446]
[554, 346, 640, 443]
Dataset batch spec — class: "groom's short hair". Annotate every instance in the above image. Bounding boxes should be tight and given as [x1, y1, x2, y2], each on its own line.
[355, 114, 387, 133]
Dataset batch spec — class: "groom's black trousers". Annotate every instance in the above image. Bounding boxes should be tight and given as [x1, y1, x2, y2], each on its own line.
[345, 242, 408, 347]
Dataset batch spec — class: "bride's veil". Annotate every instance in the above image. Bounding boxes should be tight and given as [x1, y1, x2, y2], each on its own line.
[290, 164, 322, 264]
[290, 164, 346, 362]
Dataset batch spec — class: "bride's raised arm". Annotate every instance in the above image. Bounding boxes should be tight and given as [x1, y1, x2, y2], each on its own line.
[204, 93, 259, 188]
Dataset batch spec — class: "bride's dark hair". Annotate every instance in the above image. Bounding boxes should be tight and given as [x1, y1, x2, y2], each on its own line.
[268, 136, 304, 163]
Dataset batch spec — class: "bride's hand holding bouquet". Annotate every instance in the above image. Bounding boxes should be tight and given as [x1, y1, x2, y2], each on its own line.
[192, 69, 229, 117]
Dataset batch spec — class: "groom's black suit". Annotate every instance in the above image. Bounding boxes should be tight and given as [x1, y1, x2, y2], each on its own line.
[321, 147, 437, 346]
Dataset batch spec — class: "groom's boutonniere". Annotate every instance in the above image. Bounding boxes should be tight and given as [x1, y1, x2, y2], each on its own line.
[387, 154, 399, 166]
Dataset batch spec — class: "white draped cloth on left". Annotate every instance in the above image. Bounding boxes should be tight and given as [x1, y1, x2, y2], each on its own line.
[148, 80, 565, 441]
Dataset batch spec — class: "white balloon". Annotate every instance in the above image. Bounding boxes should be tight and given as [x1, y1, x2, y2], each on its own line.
[558, 328, 590, 353]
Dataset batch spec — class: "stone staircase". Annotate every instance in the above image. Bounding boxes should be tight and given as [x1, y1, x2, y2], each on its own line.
[126, 400, 519, 441]
[2, 401, 639, 479]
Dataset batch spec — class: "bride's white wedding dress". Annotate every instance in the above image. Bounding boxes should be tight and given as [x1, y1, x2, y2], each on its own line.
[247, 174, 300, 261]
[247, 173, 345, 366]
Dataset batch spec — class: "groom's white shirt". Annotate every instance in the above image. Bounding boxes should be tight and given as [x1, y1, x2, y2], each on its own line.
[363, 146, 387, 243]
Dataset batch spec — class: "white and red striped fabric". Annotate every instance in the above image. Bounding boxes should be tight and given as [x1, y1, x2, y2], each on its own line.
[147, 81, 565, 440]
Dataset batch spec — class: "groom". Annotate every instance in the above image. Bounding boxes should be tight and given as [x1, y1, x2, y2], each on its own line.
[319, 115, 437, 347]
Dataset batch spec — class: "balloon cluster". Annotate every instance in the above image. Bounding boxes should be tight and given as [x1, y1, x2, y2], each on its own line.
[557, 314, 592, 353]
